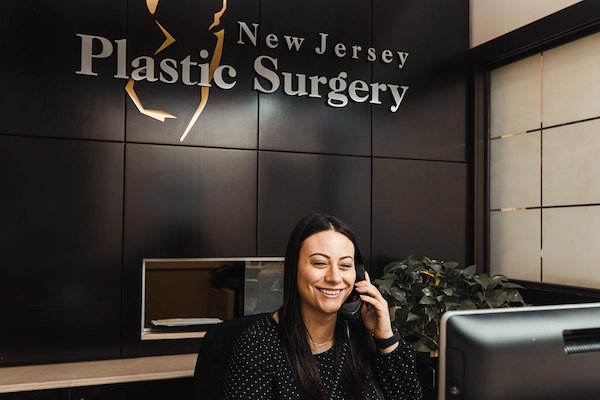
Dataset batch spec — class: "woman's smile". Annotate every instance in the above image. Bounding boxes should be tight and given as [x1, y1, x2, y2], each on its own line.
[316, 287, 346, 297]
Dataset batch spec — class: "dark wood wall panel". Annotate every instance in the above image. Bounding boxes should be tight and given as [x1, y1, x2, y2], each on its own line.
[372, 158, 469, 275]
[122, 144, 257, 355]
[123, 144, 257, 258]
[258, 0, 372, 155]
[257, 151, 371, 260]
[0, 136, 123, 364]
[125, 0, 259, 147]
[372, 0, 469, 162]
[0, 0, 126, 141]
[2, 303, 120, 365]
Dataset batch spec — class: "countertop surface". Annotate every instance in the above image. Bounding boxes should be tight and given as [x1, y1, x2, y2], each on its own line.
[0, 353, 197, 393]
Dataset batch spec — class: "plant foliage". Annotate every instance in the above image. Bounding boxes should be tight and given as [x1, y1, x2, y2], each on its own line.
[375, 256, 527, 354]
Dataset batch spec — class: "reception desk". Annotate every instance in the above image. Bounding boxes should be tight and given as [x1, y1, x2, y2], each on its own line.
[0, 354, 196, 399]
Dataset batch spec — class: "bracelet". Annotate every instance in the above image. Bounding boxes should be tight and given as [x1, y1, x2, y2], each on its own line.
[374, 328, 401, 349]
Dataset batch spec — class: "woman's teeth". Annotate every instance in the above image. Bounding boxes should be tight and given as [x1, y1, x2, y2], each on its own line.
[319, 288, 342, 295]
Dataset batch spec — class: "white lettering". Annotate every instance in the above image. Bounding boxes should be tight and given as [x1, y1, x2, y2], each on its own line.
[334, 43, 346, 58]
[266, 33, 278, 49]
[237, 21, 259, 46]
[213, 65, 237, 89]
[308, 75, 328, 98]
[180, 55, 198, 85]
[282, 72, 308, 96]
[315, 33, 328, 55]
[369, 82, 387, 105]
[114, 39, 128, 79]
[381, 49, 393, 64]
[348, 80, 369, 103]
[388, 85, 409, 112]
[159, 58, 178, 83]
[367, 47, 376, 62]
[284, 35, 305, 51]
[253, 55, 280, 93]
[76, 34, 113, 76]
[131, 56, 157, 82]
[327, 72, 348, 108]
[397, 52, 409, 69]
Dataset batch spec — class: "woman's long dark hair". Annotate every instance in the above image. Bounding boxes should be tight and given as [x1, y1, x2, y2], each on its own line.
[278, 213, 378, 400]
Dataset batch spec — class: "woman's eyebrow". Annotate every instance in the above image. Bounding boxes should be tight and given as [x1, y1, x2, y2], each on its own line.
[309, 253, 354, 261]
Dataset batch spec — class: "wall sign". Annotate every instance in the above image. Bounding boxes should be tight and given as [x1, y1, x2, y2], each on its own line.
[75, 0, 410, 142]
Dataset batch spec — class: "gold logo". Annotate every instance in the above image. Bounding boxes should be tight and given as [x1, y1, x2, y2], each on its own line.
[125, 0, 228, 142]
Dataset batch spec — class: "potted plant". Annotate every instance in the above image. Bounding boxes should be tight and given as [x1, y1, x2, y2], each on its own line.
[374, 256, 527, 398]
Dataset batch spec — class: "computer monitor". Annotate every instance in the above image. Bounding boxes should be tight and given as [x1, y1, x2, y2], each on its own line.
[438, 303, 600, 400]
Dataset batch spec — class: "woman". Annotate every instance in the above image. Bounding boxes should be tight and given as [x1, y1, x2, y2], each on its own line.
[224, 213, 422, 400]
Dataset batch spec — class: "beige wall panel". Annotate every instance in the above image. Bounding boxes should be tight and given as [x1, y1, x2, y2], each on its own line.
[543, 207, 600, 288]
[470, 0, 582, 47]
[543, 31, 600, 126]
[490, 133, 540, 209]
[490, 55, 541, 138]
[543, 119, 600, 206]
[490, 210, 541, 282]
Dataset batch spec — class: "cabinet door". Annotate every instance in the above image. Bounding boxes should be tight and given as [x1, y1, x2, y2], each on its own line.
[0, 389, 69, 400]
[68, 378, 193, 400]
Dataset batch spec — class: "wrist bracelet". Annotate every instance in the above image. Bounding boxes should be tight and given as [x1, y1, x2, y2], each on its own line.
[374, 328, 401, 349]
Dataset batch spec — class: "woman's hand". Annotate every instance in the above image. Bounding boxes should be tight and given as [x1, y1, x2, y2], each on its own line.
[355, 271, 398, 352]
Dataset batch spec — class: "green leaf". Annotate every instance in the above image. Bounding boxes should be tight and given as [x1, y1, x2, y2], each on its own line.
[502, 282, 526, 289]
[414, 340, 434, 353]
[390, 287, 407, 303]
[425, 306, 440, 321]
[442, 288, 454, 296]
[429, 262, 444, 274]
[407, 312, 420, 322]
[473, 274, 490, 289]
[459, 299, 477, 309]
[488, 275, 506, 290]
[384, 261, 407, 273]
[460, 265, 476, 276]
[420, 295, 435, 305]
[375, 278, 393, 295]
[443, 261, 459, 270]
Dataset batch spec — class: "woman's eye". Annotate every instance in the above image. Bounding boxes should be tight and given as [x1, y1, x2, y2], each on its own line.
[312, 261, 327, 267]
[340, 264, 353, 269]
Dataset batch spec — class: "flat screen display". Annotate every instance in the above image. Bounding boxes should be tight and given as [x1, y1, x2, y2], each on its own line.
[439, 303, 600, 400]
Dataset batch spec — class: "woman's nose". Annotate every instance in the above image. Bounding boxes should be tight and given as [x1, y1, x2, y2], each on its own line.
[324, 265, 342, 283]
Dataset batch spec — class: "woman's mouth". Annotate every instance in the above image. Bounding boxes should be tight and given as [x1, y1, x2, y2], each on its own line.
[318, 288, 344, 296]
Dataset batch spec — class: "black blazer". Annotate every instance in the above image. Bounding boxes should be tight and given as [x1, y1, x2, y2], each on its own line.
[190, 313, 268, 400]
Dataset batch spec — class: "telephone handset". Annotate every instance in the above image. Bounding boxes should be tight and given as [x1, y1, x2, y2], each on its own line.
[338, 261, 366, 321]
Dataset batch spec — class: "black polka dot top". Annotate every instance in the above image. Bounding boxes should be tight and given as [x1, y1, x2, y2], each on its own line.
[223, 314, 423, 400]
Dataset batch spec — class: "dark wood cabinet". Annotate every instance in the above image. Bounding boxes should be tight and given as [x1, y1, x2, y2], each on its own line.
[0, 378, 193, 400]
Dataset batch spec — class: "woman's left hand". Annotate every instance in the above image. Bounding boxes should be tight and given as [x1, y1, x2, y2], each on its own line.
[355, 271, 395, 341]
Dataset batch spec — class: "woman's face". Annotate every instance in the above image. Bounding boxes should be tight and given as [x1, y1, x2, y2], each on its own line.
[297, 230, 357, 318]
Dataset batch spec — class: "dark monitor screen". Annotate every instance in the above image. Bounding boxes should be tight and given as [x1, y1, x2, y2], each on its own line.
[439, 303, 600, 400]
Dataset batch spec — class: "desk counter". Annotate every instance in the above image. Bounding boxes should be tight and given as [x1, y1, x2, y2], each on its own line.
[0, 353, 197, 393]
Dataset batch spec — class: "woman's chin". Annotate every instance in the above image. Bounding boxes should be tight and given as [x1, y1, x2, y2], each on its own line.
[317, 301, 345, 316]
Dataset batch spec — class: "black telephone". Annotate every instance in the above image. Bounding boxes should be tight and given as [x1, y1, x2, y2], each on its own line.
[338, 261, 366, 321]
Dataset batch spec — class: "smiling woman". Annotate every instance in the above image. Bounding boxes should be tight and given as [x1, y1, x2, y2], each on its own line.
[296, 230, 357, 318]
[223, 213, 423, 400]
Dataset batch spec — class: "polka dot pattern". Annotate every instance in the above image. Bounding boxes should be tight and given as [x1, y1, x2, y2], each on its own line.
[223, 314, 423, 399]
